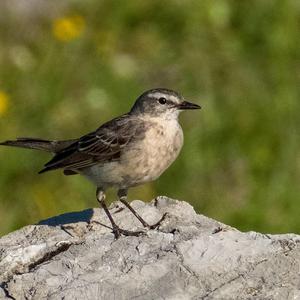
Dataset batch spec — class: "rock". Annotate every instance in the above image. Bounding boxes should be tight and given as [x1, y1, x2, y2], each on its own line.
[0, 197, 300, 300]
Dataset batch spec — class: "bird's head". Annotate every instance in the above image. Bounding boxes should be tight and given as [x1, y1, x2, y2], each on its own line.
[130, 88, 201, 119]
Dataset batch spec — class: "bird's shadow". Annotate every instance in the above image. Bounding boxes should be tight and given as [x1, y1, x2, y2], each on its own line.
[38, 208, 94, 226]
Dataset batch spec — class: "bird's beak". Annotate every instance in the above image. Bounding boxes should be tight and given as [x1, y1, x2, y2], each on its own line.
[177, 101, 201, 110]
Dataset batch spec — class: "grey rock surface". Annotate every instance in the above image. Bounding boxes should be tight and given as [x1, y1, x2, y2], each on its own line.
[0, 197, 300, 300]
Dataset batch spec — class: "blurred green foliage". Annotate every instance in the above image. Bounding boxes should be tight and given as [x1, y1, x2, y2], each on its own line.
[0, 0, 300, 236]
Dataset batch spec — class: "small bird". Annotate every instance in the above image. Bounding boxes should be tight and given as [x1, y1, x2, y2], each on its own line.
[0, 88, 200, 238]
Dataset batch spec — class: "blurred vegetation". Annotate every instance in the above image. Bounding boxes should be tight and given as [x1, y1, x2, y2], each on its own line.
[0, 0, 300, 236]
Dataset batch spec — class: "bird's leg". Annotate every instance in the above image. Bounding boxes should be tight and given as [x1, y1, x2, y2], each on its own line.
[117, 189, 167, 229]
[96, 188, 144, 239]
[118, 189, 149, 227]
[96, 188, 118, 237]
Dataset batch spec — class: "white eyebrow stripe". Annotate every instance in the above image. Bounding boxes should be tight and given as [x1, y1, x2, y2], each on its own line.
[148, 92, 180, 104]
[148, 92, 166, 99]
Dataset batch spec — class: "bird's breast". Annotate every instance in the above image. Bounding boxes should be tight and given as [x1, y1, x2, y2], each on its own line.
[120, 118, 183, 185]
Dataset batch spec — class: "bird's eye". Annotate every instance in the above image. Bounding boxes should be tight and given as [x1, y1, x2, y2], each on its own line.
[158, 97, 167, 105]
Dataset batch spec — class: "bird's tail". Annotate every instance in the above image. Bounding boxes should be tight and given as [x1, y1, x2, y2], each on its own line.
[0, 137, 76, 153]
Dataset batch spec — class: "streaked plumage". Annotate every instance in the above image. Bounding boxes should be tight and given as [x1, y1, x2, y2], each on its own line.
[39, 114, 147, 174]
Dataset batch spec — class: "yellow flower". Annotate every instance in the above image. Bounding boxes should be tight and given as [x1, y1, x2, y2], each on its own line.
[52, 15, 85, 42]
[0, 91, 9, 116]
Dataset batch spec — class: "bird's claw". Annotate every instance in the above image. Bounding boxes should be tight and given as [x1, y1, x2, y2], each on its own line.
[111, 213, 168, 239]
[145, 212, 168, 230]
[112, 226, 145, 239]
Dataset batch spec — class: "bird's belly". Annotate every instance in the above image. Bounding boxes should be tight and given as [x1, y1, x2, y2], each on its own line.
[119, 122, 183, 186]
[81, 121, 183, 189]
[82, 162, 128, 188]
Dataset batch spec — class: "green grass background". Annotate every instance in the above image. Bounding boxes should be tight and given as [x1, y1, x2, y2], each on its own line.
[0, 0, 300, 236]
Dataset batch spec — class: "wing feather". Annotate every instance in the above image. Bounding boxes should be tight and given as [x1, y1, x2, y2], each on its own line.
[39, 114, 146, 173]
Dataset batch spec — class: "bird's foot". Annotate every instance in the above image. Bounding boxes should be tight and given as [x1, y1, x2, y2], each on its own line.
[144, 212, 168, 230]
[112, 226, 145, 239]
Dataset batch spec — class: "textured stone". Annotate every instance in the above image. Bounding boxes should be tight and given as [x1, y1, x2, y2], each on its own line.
[0, 197, 300, 300]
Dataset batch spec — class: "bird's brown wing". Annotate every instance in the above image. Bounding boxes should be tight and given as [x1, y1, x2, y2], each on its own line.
[39, 114, 146, 173]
